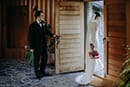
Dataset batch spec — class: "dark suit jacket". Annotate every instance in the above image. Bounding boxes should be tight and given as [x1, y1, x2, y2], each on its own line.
[28, 21, 54, 50]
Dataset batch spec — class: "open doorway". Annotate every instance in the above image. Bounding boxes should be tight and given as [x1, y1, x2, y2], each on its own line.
[47, 1, 104, 76]
[84, 1, 104, 77]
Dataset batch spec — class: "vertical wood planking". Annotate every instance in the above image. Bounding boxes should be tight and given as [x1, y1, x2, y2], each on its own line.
[106, 0, 126, 77]
[3, 0, 7, 57]
[0, 0, 2, 57]
[34, 0, 37, 8]
[24, 0, 27, 6]
[55, 0, 60, 73]
[15, 0, 19, 5]
[5, 0, 55, 35]
[104, 0, 108, 76]
[37, 0, 41, 9]
[40, 0, 43, 10]
[45, 0, 47, 22]
[28, 0, 32, 24]
[20, 0, 24, 6]
[126, 0, 130, 45]
[29, 0, 32, 24]
[32, 0, 36, 21]
[51, 0, 55, 33]
[47, 0, 51, 24]
[21, 0, 23, 5]
[3, 0, 7, 49]
[28, 0, 55, 31]
[2, 0, 56, 58]
[42, 0, 46, 13]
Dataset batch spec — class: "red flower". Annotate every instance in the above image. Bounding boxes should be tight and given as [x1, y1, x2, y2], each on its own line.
[89, 50, 99, 59]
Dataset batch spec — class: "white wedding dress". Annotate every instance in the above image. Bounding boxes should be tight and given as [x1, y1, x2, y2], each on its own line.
[75, 15, 100, 85]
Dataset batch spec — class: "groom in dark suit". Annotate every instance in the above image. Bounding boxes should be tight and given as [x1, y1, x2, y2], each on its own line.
[28, 7, 56, 79]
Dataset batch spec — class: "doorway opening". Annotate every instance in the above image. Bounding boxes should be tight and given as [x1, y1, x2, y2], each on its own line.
[47, 1, 105, 76]
[84, 1, 104, 77]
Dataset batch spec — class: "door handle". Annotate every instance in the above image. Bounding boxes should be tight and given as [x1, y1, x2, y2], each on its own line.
[103, 37, 106, 42]
[103, 37, 110, 42]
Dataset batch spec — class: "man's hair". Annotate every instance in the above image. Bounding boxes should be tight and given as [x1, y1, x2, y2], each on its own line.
[33, 6, 43, 18]
[95, 12, 100, 19]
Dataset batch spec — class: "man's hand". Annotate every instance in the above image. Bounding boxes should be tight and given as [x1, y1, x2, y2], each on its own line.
[53, 34, 57, 38]
[53, 34, 60, 39]
[30, 49, 34, 52]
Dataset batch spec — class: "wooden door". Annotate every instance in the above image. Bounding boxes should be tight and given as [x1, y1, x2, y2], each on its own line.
[104, 0, 126, 77]
[0, 0, 2, 57]
[126, 0, 130, 46]
[55, 1, 85, 73]
[3, 6, 28, 59]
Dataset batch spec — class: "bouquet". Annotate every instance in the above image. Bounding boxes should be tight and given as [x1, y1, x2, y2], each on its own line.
[88, 43, 100, 59]
[25, 45, 34, 66]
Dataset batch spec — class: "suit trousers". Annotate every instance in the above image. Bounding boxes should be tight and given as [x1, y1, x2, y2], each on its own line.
[33, 45, 48, 76]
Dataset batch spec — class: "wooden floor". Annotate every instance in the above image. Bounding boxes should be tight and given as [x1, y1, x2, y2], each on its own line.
[90, 75, 119, 87]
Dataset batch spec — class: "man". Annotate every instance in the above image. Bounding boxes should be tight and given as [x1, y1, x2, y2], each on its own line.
[28, 8, 56, 79]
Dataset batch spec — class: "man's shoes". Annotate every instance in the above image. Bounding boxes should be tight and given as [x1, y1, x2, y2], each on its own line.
[35, 73, 44, 80]
[36, 75, 41, 80]
[43, 73, 52, 76]
[36, 73, 51, 79]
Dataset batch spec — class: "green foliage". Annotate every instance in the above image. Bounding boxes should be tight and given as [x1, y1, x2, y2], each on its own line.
[26, 46, 34, 66]
[118, 47, 130, 87]
[48, 39, 55, 53]
[46, 24, 55, 53]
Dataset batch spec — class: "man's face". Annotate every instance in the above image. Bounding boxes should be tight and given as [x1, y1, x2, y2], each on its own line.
[39, 13, 45, 21]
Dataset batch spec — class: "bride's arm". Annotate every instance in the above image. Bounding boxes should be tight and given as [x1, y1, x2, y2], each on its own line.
[89, 14, 96, 22]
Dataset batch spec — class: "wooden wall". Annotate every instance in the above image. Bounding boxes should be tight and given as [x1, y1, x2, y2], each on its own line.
[4, 0, 55, 32]
[1, 0, 55, 58]
[28, 0, 55, 33]
[105, 0, 126, 76]
[1, 0, 82, 58]
[0, 0, 2, 57]
[126, 0, 130, 46]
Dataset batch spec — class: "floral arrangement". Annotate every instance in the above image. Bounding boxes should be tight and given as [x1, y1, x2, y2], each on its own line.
[117, 46, 130, 87]
[88, 43, 100, 59]
[25, 45, 34, 66]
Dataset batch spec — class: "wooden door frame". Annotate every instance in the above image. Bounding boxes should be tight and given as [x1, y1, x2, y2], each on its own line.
[55, 0, 59, 73]
[104, 0, 108, 77]
[0, 0, 2, 57]
[83, 0, 107, 77]
[104, 0, 126, 77]
[126, 0, 130, 46]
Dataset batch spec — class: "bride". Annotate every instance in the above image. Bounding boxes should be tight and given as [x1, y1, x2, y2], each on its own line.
[75, 12, 101, 85]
